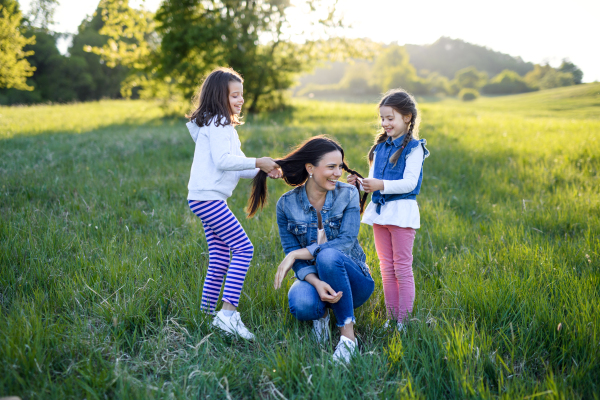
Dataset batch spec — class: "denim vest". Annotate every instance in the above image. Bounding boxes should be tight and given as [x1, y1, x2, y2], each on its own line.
[371, 135, 429, 214]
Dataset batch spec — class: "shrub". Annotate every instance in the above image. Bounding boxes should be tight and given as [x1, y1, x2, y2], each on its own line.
[482, 70, 533, 94]
[459, 88, 479, 101]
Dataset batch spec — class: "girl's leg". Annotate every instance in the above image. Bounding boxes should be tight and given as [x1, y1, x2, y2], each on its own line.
[315, 248, 375, 334]
[201, 227, 231, 314]
[373, 224, 399, 320]
[388, 226, 416, 323]
[189, 200, 254, 313]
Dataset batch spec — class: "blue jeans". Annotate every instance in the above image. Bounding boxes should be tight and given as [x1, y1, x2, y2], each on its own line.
[288, 248, 375, 327]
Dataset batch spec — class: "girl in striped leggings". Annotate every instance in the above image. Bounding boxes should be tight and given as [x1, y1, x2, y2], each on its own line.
[186, 67, 281, 340]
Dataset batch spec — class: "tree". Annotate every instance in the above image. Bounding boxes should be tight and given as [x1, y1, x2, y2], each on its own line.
[0, 1, 36, 90]
[452, 66, 487, 90]
[558, 59, 583, 84]
[524, 64, 575, 90]
[482, 69, 532, 95]
[25, 0, 59, 31]
[370, 45, 426, 94]
[91, 0, 357, 112]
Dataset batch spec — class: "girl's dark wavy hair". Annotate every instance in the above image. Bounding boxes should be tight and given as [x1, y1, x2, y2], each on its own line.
[247, 135, 368, 217]
[368, 88, 421, 166]
[186, 67, 243, 127]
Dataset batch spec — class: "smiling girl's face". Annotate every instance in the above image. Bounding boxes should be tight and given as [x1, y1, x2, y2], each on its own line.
[306, 150, 344, 193]
[380, 105, 411, 139]
[229, 81, 244, 115]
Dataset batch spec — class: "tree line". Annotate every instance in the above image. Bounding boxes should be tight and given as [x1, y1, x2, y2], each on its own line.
[297, 38, 584, 101]
[0, 0, 585, 109]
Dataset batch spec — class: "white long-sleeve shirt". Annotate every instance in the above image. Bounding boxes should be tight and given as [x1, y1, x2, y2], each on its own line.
[187, 119, 259, 201]
[361, 144, 424, 229]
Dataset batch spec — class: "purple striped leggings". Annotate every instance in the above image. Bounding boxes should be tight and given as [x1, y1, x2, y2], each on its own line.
[189, 200, 254, 314]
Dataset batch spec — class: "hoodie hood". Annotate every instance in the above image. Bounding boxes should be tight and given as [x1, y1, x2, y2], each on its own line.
[187, 121, 200, 143]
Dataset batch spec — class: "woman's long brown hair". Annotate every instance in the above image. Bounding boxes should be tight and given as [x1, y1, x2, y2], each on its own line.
[247, 136, 367, 217]
[186, 67, 244, 127]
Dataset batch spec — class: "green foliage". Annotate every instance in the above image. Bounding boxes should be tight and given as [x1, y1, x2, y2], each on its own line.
[459, 87, 479, 101]
[0, 2, 36, 91]
[525, 64, 576, 91]
[89, 0, 359, 113]
[559, 59, 583, 84]
[150, 0, 354, 112]
[371, 45, 426, 94]
[0, 3, 130, 105]
[24, 0, 58, 31]
[406, 37, 535, 79]
[453, 66, 488, 91]
[1, 85, 599, 398]
[482, 69, 533, 95]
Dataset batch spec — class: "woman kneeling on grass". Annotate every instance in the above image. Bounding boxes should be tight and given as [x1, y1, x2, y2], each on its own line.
[247, 136, 374, 363]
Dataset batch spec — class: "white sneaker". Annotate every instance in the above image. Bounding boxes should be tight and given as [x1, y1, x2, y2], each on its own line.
[212, 310, 255, 340]
[313, 312, 330, 343]
[332, 335, 357, 364]
[396, 322, 406, 333]
[384, 320, 406, 333]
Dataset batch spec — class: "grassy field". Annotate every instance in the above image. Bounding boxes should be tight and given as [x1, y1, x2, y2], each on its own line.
[1, 83, 599, 399]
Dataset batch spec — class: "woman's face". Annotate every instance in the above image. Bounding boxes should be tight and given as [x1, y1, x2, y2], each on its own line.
[306, 150, 344, 193]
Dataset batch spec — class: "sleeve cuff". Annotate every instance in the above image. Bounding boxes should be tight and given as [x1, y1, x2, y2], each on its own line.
[295, 265, 318, 281]
[306, 242, 319, 256]
[381, 180, 389, 194]
[245, 157, 257, 170]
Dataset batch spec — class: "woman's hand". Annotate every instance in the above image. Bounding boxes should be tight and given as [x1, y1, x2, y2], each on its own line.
[274, 253, 295, 289]
[362, 178, 384, 193]
[314, 280, 343, 303]
[256, 157, 279, 174]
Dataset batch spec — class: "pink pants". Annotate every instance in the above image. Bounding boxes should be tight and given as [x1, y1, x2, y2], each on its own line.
[373, 224, 416, 322]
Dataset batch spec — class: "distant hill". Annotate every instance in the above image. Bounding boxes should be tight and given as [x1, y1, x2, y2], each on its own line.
[406, 37, 534, 79]
[464, 82, 600, 119]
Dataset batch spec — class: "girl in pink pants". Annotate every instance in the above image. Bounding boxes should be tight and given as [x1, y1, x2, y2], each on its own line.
[347, 88, 429, 331]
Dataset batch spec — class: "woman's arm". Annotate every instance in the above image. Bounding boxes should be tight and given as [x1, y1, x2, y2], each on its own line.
[273, 248, 314, 289]
[276, 198, 318, 281]
[273, 249, 342, 304]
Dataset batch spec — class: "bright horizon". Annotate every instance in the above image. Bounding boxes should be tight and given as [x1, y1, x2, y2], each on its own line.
[17, 0, 600, 82]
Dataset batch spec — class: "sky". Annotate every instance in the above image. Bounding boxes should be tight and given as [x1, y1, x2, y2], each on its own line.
[18, 0, 600, 82]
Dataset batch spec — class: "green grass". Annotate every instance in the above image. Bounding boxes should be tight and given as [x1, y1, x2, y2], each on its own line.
[1, 84, 599, 399]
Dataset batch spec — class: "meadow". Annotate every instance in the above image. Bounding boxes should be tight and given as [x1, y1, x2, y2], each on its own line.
[1, 83, 599, 399]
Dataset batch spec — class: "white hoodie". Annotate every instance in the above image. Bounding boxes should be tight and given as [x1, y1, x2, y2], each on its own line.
[187, 119, 259, 201]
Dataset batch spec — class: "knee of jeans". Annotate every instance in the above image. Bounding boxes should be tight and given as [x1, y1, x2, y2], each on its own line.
[315, 248, 342, 271]
[289, 295, 317, 321]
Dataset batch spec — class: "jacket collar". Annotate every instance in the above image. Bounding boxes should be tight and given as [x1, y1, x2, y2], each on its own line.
[386, 134, 407, 148]
[299, 184, 335, 212]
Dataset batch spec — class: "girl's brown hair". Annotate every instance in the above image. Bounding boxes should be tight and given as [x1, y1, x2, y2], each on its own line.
[368, 88, 421, 165]
[247, 136, 367, 217]
[187, 67, 244, 127]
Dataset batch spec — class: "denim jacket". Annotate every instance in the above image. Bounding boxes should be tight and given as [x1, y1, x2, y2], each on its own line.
[276, 182, 369, 280]
[371, 135, 429, 213]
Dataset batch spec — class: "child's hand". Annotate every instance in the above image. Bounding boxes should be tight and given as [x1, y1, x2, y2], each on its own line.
[256, 157, 279, 174]
[268, 168, 282, 179]
[362, 178, 384, 193]
[346, 174, 358, 185]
